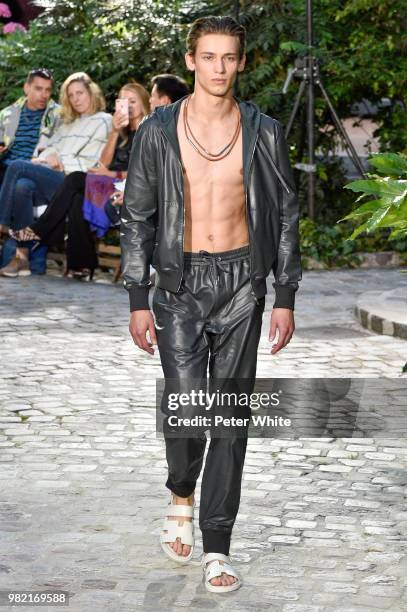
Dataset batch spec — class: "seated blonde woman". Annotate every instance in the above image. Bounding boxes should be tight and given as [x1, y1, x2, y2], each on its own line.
[8, 82, 150, 280]
[0, 72, 112, 277]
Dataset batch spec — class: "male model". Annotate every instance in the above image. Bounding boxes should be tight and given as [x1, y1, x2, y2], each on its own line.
[121, 15, 302, 593]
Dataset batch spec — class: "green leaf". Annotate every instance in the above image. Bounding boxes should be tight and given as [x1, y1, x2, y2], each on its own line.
[338, 198, 388, 221]
[344, 179, 407, 199]
[348, 220, 371, 240]
[375, 198, 407, 228]
[280, 41, 307, 53]
[365, 204, 393, 232]
[369, 153, 407, 177]
[344, 180, 381, 195]
[389, 227, 407, 239]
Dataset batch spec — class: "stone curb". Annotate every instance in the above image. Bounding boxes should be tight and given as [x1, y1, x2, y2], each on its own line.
[304, 250, 405, 270]
[355, 288, 407, 340]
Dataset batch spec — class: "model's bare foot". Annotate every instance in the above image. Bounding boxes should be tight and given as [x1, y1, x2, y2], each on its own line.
[206, 559, 237, 587]
[167, 492, 194, 557]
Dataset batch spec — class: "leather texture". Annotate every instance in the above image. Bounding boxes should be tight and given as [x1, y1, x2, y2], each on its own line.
[120, 95, 302, 311]
[153, 246, 264, 552]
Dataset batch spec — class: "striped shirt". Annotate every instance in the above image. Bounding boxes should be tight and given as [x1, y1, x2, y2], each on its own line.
[36, 112, 112, 174]
[3, 106, 45, 165]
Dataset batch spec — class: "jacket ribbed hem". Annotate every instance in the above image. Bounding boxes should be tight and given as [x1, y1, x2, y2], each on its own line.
[129, 286, 150, 311]
[273, 285, 296, 310]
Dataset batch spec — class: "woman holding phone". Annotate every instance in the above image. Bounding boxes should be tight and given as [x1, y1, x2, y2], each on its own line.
[5, 82, 150, 279]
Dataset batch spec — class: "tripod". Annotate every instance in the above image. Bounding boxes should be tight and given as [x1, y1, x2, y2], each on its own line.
[283, 0, 366, 219]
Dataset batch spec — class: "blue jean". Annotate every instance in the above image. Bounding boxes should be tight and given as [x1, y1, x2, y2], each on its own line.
[0, 160, 65, 230]
[0, 237, 48, 274]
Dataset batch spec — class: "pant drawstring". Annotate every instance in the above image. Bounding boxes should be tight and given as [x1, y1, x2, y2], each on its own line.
[198, 251, 232, 286]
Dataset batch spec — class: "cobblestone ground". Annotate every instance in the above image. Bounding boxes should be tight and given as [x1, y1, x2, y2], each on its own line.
[0, 267, 406, 612]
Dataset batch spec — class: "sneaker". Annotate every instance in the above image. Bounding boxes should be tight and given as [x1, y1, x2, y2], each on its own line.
[0, 256, 31, 277]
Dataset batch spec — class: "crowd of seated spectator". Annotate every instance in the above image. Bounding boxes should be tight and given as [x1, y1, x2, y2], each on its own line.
[0, 69, 189, 279]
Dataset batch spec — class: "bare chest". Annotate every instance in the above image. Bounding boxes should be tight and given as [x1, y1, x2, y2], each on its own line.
[177, 110, 244, 189]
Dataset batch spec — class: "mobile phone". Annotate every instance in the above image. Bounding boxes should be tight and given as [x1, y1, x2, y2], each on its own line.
[115, 98, 129, 121]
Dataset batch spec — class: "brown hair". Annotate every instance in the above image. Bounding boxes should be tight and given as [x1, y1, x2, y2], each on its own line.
[186, 16, 246, 60]
[60, 72, 106, 123]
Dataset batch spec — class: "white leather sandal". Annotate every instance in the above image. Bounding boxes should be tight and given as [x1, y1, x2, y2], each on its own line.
[160, 493, 195, 564]
[202, 552, 242, 593]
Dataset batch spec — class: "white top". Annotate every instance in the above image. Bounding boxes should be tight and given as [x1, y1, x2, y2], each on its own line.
[36, 112, 112, 174]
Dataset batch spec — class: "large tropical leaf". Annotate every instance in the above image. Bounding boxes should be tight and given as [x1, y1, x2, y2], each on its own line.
[368, 153, 407, 177]
[365, 204, 394, 232]
[343, 153, 407, 254]
[344, 178, 407, 199]
[389, 227, 407, 239]
[338, 198, 389, 221]
[370, 199, 407, 229]
[348, 220, 371, 240]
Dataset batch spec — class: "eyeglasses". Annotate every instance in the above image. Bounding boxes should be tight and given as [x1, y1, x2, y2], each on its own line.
[28, 68, 53, 80]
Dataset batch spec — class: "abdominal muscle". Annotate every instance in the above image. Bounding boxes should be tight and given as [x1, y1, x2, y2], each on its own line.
[183, 182, 249, 253]
[181, 144, 249, 252]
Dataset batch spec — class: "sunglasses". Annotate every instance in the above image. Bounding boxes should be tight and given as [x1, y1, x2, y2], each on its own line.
[28, 68, 53, 80]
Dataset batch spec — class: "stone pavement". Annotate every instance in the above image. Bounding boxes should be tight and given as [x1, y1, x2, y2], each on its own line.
[0, 267, 406, 612]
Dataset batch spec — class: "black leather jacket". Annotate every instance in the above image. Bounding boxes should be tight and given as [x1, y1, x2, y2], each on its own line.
[121, 96, 302, 311]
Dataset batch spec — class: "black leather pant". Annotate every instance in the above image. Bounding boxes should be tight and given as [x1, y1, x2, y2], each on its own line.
[152, 245, 265, 555]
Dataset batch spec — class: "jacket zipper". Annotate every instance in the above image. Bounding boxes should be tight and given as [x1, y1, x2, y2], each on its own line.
[245, 133, 259, 299]
[175, 155, 185, 291]
[159, 129, 185, 291]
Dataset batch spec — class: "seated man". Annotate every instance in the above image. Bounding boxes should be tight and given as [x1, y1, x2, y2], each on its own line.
[0, 67, 60, 199]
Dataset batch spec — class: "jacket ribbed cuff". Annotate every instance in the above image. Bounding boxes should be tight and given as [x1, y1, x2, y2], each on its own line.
[273, 285, 296, 310]
[129, 286, 150, 311]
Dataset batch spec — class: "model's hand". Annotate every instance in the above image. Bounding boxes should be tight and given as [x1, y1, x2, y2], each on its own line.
[0, 145, 8, 154]
[269, 308, 295, 354]
[129, 310, 157, 355]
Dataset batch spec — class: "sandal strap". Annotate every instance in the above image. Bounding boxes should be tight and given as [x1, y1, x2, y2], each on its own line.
[161, 518, 194, 546]
[203, 552, 229, 564]
[204, 559, 239, 582]
[166, 504, 194, 517]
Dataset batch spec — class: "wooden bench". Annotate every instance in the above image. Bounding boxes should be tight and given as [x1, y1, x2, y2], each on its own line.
[97, 241, 121, 282]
